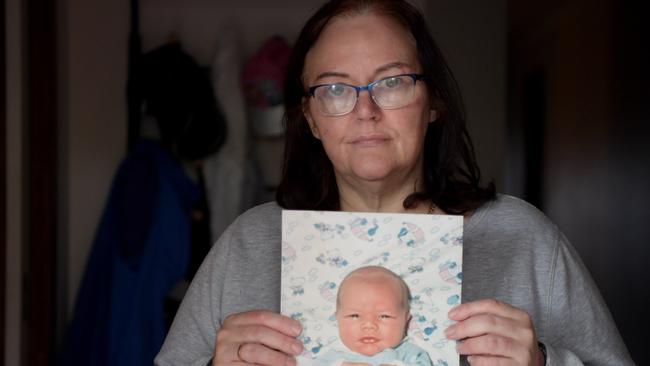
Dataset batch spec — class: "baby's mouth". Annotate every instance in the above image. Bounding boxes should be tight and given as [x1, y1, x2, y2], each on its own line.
[359, 337, 379, 344]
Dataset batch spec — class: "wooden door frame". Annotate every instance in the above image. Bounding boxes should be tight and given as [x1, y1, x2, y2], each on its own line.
[23, 0, 58, 364]
[1, 0, 7, 361]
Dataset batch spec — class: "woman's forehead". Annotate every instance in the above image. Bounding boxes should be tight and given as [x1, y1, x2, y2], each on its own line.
[303, 13, 418, 83]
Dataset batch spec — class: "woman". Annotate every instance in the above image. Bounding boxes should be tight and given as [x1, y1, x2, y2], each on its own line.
[156, 1, 634, 365]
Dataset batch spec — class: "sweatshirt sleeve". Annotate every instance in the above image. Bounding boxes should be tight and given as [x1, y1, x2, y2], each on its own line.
[154, 217, 237, 366]
[544, 229, 634, 366]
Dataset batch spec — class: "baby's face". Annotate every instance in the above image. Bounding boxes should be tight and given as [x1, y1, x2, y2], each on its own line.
[335, 275, 409, 356]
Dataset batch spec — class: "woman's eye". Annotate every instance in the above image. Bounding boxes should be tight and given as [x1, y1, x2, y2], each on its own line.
[327, 84, 347, 96]
[383, 77, 402, 88]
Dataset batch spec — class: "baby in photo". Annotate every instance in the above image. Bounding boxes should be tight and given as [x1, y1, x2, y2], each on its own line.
[316, 266, 432, 366]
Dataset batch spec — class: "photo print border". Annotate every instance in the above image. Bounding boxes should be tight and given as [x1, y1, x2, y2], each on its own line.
[281, 210, 463, 366]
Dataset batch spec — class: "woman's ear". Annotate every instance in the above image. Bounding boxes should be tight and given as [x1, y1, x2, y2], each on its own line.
[429, 109, 438, 123]
[303, 101, 321, 139]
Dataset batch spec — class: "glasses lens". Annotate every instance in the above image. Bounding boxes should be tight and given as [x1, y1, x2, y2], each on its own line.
[371, 75, 416, 109]
[313, 84, 357, 116]
[310, 75, 420, 116]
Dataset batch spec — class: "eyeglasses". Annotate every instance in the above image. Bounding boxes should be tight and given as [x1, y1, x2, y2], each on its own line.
[306, 73, 427, 116]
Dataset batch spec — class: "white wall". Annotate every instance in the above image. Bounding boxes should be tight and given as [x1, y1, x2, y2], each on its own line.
[59, 0, 506, 337]
[59, 0, 328, 319]
[140, 0, 324, 64]
[60, 0, 130, 321]
[5, 0, 23, 364]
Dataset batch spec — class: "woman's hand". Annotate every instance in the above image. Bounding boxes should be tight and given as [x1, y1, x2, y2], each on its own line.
[213, 310, 303, 366]
[445, 299, 544, 366]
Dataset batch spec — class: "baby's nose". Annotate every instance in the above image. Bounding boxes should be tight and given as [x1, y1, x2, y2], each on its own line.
[361, 319, 378, 330]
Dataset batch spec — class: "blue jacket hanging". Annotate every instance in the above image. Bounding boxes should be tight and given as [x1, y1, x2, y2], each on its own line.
[59, 139, 199, 366]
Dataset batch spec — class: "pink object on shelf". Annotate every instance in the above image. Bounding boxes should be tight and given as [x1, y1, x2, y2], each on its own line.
[242, 36, 292, 109]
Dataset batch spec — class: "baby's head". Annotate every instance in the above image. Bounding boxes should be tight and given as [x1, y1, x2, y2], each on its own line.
[335, 266, 411, 356]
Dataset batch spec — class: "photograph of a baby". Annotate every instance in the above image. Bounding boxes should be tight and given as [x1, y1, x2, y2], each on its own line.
[316, 266, 432, 366]
[281, 209, 463, 366]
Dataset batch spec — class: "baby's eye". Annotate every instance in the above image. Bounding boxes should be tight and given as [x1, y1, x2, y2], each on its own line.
[346, 314, 360, 319]
[378, 314, 394, 320]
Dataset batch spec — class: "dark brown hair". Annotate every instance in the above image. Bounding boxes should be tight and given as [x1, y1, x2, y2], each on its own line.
[276, 0, 495, 214]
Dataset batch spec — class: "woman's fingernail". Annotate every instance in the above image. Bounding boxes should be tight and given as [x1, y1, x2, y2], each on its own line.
[448, 305, 459, 317]
[467, 355, 475, 364]
[292, 324, 302, 336]
[445, 325, 455, 337]
[291, 341, 303, 355]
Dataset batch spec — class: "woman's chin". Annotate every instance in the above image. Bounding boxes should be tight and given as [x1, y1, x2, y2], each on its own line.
[348, 162, 409, 184]
[343, 158, 395, 181]
[349, 168, 394, 183]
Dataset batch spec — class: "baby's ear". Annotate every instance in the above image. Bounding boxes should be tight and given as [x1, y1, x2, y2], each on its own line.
[404, 313, 413, 334]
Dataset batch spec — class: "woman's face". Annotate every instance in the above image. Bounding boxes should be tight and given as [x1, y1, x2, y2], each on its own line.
[303, 13, 435, 186]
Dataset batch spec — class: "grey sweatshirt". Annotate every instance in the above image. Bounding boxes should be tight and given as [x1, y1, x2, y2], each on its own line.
[155, 195, 634, 366]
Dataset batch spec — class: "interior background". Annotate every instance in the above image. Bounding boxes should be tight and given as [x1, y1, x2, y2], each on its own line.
[4, 0, 648, 364]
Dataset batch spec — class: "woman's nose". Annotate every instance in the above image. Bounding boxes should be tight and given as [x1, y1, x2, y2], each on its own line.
[353, 91, 381, 121]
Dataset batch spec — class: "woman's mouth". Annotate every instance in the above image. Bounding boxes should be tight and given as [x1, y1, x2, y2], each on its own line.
[351, 135, 389, 147]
